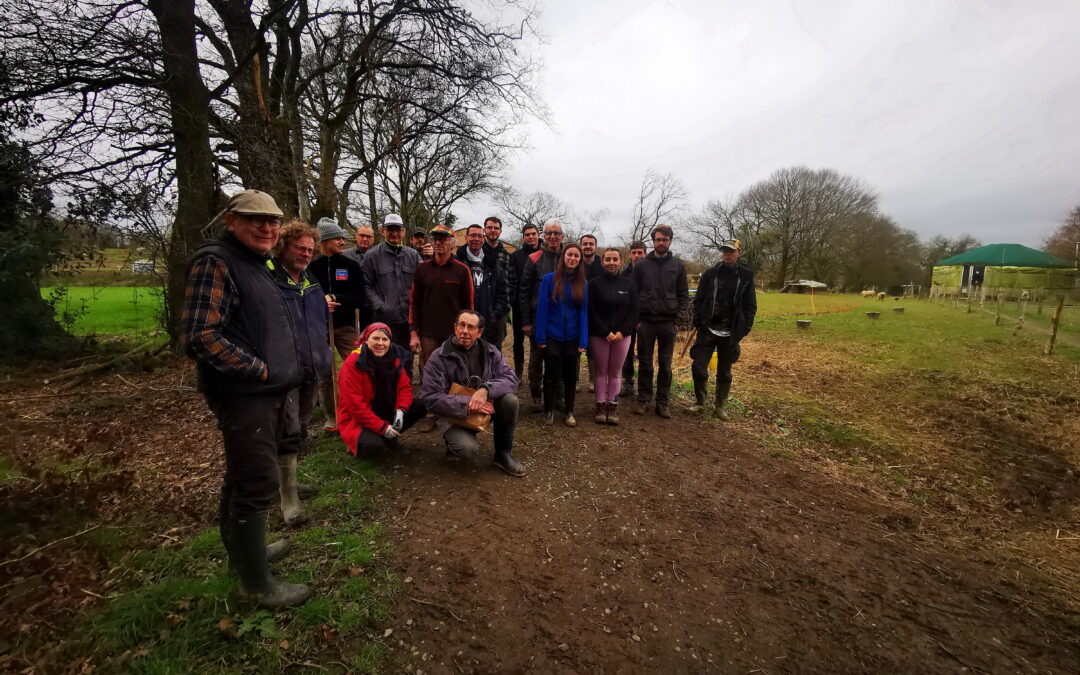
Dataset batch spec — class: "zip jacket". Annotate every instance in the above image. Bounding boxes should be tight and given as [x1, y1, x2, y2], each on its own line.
[361, 242, 421, 325]
[588, 271, 638, 338]
[693, 262, 757, 342]
[535, 271, 589, 350]
[632, 252, 689, 323]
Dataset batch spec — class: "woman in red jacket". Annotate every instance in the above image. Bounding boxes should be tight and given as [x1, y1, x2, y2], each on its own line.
[338, 322, 427, 455]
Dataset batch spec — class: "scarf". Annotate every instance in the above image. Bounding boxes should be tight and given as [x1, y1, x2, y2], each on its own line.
[355, 323, 398, 421]
[465, 247, 485, 289]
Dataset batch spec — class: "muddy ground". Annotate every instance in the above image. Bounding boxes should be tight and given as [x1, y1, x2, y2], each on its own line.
[2, 345, 1078, 673]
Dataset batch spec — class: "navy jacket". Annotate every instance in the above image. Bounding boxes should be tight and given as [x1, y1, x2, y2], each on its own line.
[272, 262, 333, 382]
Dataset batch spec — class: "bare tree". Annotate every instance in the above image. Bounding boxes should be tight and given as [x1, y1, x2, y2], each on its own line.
[628, 169, 688, 244]
[494, 188, 572, 238]
[1044, 205, 1080, 266]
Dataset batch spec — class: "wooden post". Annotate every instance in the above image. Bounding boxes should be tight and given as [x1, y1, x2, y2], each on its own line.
[1012, 298, 1027, 336]
[1044, 295, 1066, 355]
[995, 293, 1004, 325]
[966, 289, 973, 313]
[1037, 290, 1044, 315]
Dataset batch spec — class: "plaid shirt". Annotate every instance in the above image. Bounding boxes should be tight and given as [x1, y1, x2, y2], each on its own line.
[180, 254, 267, 380]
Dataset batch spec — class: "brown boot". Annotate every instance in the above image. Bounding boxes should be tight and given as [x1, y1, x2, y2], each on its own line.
[594, 402, 606, 424]
[606, 402, 619, 426]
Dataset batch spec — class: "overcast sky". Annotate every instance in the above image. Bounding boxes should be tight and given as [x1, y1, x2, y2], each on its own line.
[457, 0, 1080, 250]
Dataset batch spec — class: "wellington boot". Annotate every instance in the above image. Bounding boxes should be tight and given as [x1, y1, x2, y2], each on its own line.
[606, 402, 619, 426]
[530, 385, 543, 412]
[230, 511, 312, 608]
[278, 454, 309, 527]
[688, 376, 708, 413]
[594, 402, 607, 424]
[493, 449, 527, 477]
[222, 492, 290, 577]
[714, 380, 732, 421]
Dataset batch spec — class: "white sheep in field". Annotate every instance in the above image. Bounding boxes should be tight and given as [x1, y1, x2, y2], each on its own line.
[860, 290, 875, 298]
[1020, 290, 1031, 301]
[877, 291, 886, 301]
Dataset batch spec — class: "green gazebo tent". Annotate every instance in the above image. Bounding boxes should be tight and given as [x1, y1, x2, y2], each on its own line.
[931, 243, 1076, 298]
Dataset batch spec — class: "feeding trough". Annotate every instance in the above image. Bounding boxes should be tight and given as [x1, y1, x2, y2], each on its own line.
[796, 319, 812, 329]
[892, 307, 905, 314]
[866, 312, 881, 319]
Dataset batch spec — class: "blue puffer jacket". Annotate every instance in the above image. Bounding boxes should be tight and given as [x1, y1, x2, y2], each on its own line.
[273, 261, 333, 382]
[535, 272, 589, 350]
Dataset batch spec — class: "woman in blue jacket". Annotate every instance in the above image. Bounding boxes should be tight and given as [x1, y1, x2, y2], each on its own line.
[536, 243, 589, 426]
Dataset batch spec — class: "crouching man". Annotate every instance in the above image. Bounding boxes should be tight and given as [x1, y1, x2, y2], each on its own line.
[420, 310, 527, 477]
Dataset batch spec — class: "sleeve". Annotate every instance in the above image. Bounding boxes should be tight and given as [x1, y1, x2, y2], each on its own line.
[495, 254, 510, 318]
[578, 283, 589, 350]
[337, 354, 388, 453]
[587, 279, 609, 337]
[535, 274, 551, 345]
[618, 281, 638, 336]
[420, 353, 470, 419]
[408, 265, 422, 333]
[461, 262, 475, 311]
[180, 256, 266, 380]
[519, 260, 537, 325]
[483, 348, 519, 399]
[504, 252, 518, 317]
[395, 367, 414, 411]
[361, 253, 383, 316]
[676, 262, 690, 321]
[744, 271, 758, 332]
[693, 269, 709, 328]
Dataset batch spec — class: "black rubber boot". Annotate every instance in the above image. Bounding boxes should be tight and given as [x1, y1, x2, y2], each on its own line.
[714, 380, 732, 421]
[689, 376, 708, 413]
[493, 449, 527, 477]
[230, 511, 312, 607]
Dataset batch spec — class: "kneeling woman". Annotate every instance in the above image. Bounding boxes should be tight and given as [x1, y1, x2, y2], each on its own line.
[338, 323, 427, 455]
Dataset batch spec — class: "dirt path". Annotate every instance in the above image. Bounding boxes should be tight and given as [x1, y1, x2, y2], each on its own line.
[373, 406, 1079, 673]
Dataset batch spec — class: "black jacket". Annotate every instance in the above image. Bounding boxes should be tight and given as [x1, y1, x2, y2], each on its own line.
[456, 246, 509, 324]
[587, 271, 638, 338]
[311, 253, 365, 328]
[188, 233, 301, 395]
[631, 252, 689, 323]
[693, 262, 757, 342]
[509, 243, 538, 317]
[518, 246, 560, 326]
[272, 262, 333, 382]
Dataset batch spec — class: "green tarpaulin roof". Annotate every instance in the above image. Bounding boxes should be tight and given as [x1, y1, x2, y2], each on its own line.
[937, 243, 1073, 268]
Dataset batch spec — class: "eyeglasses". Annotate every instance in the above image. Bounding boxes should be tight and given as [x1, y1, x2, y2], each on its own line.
[455, 321, 481, 332]
[356, 233, 374, 239]
[241, 215, 282, 228]
[544, 230, 563, 237]
[652, 237, 671, 243]
[383, 225, 404, 231]
[466, 233, 485, 239]
[289, 244, 314, 254]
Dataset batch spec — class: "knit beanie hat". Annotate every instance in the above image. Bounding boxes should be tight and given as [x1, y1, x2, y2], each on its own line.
[316, 217, 348, 242]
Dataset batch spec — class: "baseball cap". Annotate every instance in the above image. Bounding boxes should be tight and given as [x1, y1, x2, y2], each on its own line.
[227, 189, 283, 217]
[720, 239, 741, 251]
[429, 224, 454, 238]
[383, 214, 404, 228]
[410, 228, 428, 238]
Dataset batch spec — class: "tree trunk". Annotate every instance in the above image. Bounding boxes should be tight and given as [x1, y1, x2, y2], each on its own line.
[147, 0, 219, 348]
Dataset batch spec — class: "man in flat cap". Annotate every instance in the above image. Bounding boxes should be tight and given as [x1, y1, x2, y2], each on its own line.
[181, 189, 311, 607]
[689, 239, 756, 420]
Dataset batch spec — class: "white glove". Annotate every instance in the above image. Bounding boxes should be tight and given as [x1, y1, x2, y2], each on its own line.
[393, 409, 405, 431]
[383, 425, 401, 439]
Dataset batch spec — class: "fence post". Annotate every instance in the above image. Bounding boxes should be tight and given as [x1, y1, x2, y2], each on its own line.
[1012, 297, 1027, 336]
[1037, 289, 1044, 315]
[966, 289, 973, 313]
[995, 293, 1004, 325]
[1044, 295, 1066, 355]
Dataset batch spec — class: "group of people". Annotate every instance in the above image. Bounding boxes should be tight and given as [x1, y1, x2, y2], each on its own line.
[181, 189, 757, 607]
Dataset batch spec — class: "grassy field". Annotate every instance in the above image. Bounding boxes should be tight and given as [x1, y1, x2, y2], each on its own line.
[6, 292, 1080, 671]
[43, 286, 162, 336]
[49, 248, 156, 287]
